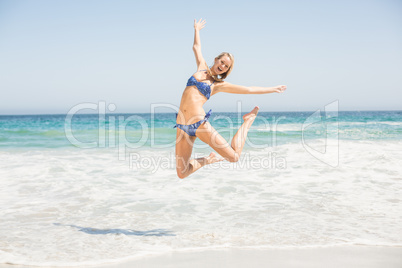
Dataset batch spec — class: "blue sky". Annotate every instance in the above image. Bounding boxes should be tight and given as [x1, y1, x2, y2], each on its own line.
[0, 0, 401, 114]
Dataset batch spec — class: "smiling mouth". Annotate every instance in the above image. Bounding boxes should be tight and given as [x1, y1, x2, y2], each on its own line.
[218, 67, 222, 72]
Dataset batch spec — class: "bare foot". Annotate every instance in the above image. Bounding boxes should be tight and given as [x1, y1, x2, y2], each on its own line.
[206, 152, 224, 164]
[242, 106, 259, 121]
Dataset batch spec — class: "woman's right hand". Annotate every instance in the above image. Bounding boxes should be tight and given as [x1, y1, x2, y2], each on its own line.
[194, 18, 206, 31]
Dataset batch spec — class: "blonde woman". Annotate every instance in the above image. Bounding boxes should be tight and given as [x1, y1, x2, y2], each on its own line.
[175, 19, 286, 178]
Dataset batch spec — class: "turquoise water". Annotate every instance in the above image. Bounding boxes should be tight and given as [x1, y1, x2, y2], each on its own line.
[1, 111, 401, 149]
[1, 110, 402, 265]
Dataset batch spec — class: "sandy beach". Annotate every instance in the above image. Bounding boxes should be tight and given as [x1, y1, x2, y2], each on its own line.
[0, 246, 401, 268]
[100, 246, 402, 268]
[1, 0, 401, 267]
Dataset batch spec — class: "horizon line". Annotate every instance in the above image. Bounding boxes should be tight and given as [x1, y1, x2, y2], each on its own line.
[0, 109, 401, 117]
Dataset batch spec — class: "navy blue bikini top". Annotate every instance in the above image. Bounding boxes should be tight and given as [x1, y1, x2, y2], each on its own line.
[186, 70, 215, 100]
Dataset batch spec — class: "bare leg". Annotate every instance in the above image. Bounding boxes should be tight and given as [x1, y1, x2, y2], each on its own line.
[231, 106, 259, 160]
[187, 152, 223, 173]
[175, 106, 259, 178]
[196, 106, 260, 163]
[175, 129, 223, 179]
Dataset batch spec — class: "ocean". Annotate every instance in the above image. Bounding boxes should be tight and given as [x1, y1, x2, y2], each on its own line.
[0, 110, 401, 266]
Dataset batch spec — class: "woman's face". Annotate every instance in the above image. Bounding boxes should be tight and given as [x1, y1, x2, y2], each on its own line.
[212, 55, 232, 75]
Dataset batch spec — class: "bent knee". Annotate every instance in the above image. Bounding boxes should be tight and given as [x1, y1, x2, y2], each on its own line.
[227, 154, 240, 163]
[176, 169, 188, 179]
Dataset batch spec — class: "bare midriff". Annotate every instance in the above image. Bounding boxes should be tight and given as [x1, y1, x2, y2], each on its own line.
[177, 86, 209, 125]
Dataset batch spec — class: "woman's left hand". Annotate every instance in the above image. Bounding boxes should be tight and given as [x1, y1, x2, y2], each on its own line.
[274, 85, 287, 93]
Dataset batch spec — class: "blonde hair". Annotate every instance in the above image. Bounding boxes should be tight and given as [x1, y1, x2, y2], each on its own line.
[207, 52, 234, 82]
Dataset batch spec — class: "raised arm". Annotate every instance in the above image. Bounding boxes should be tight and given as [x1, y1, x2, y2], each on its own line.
[193, 19, 208, 70]
[215, 82, 287, 94]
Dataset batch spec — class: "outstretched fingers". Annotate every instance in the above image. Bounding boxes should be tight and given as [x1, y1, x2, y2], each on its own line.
[275, 85, 287, 93]
[194, 18, 206, 30]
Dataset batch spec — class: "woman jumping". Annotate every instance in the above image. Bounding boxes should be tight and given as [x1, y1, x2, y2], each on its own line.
[175, 19, 286, 178]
